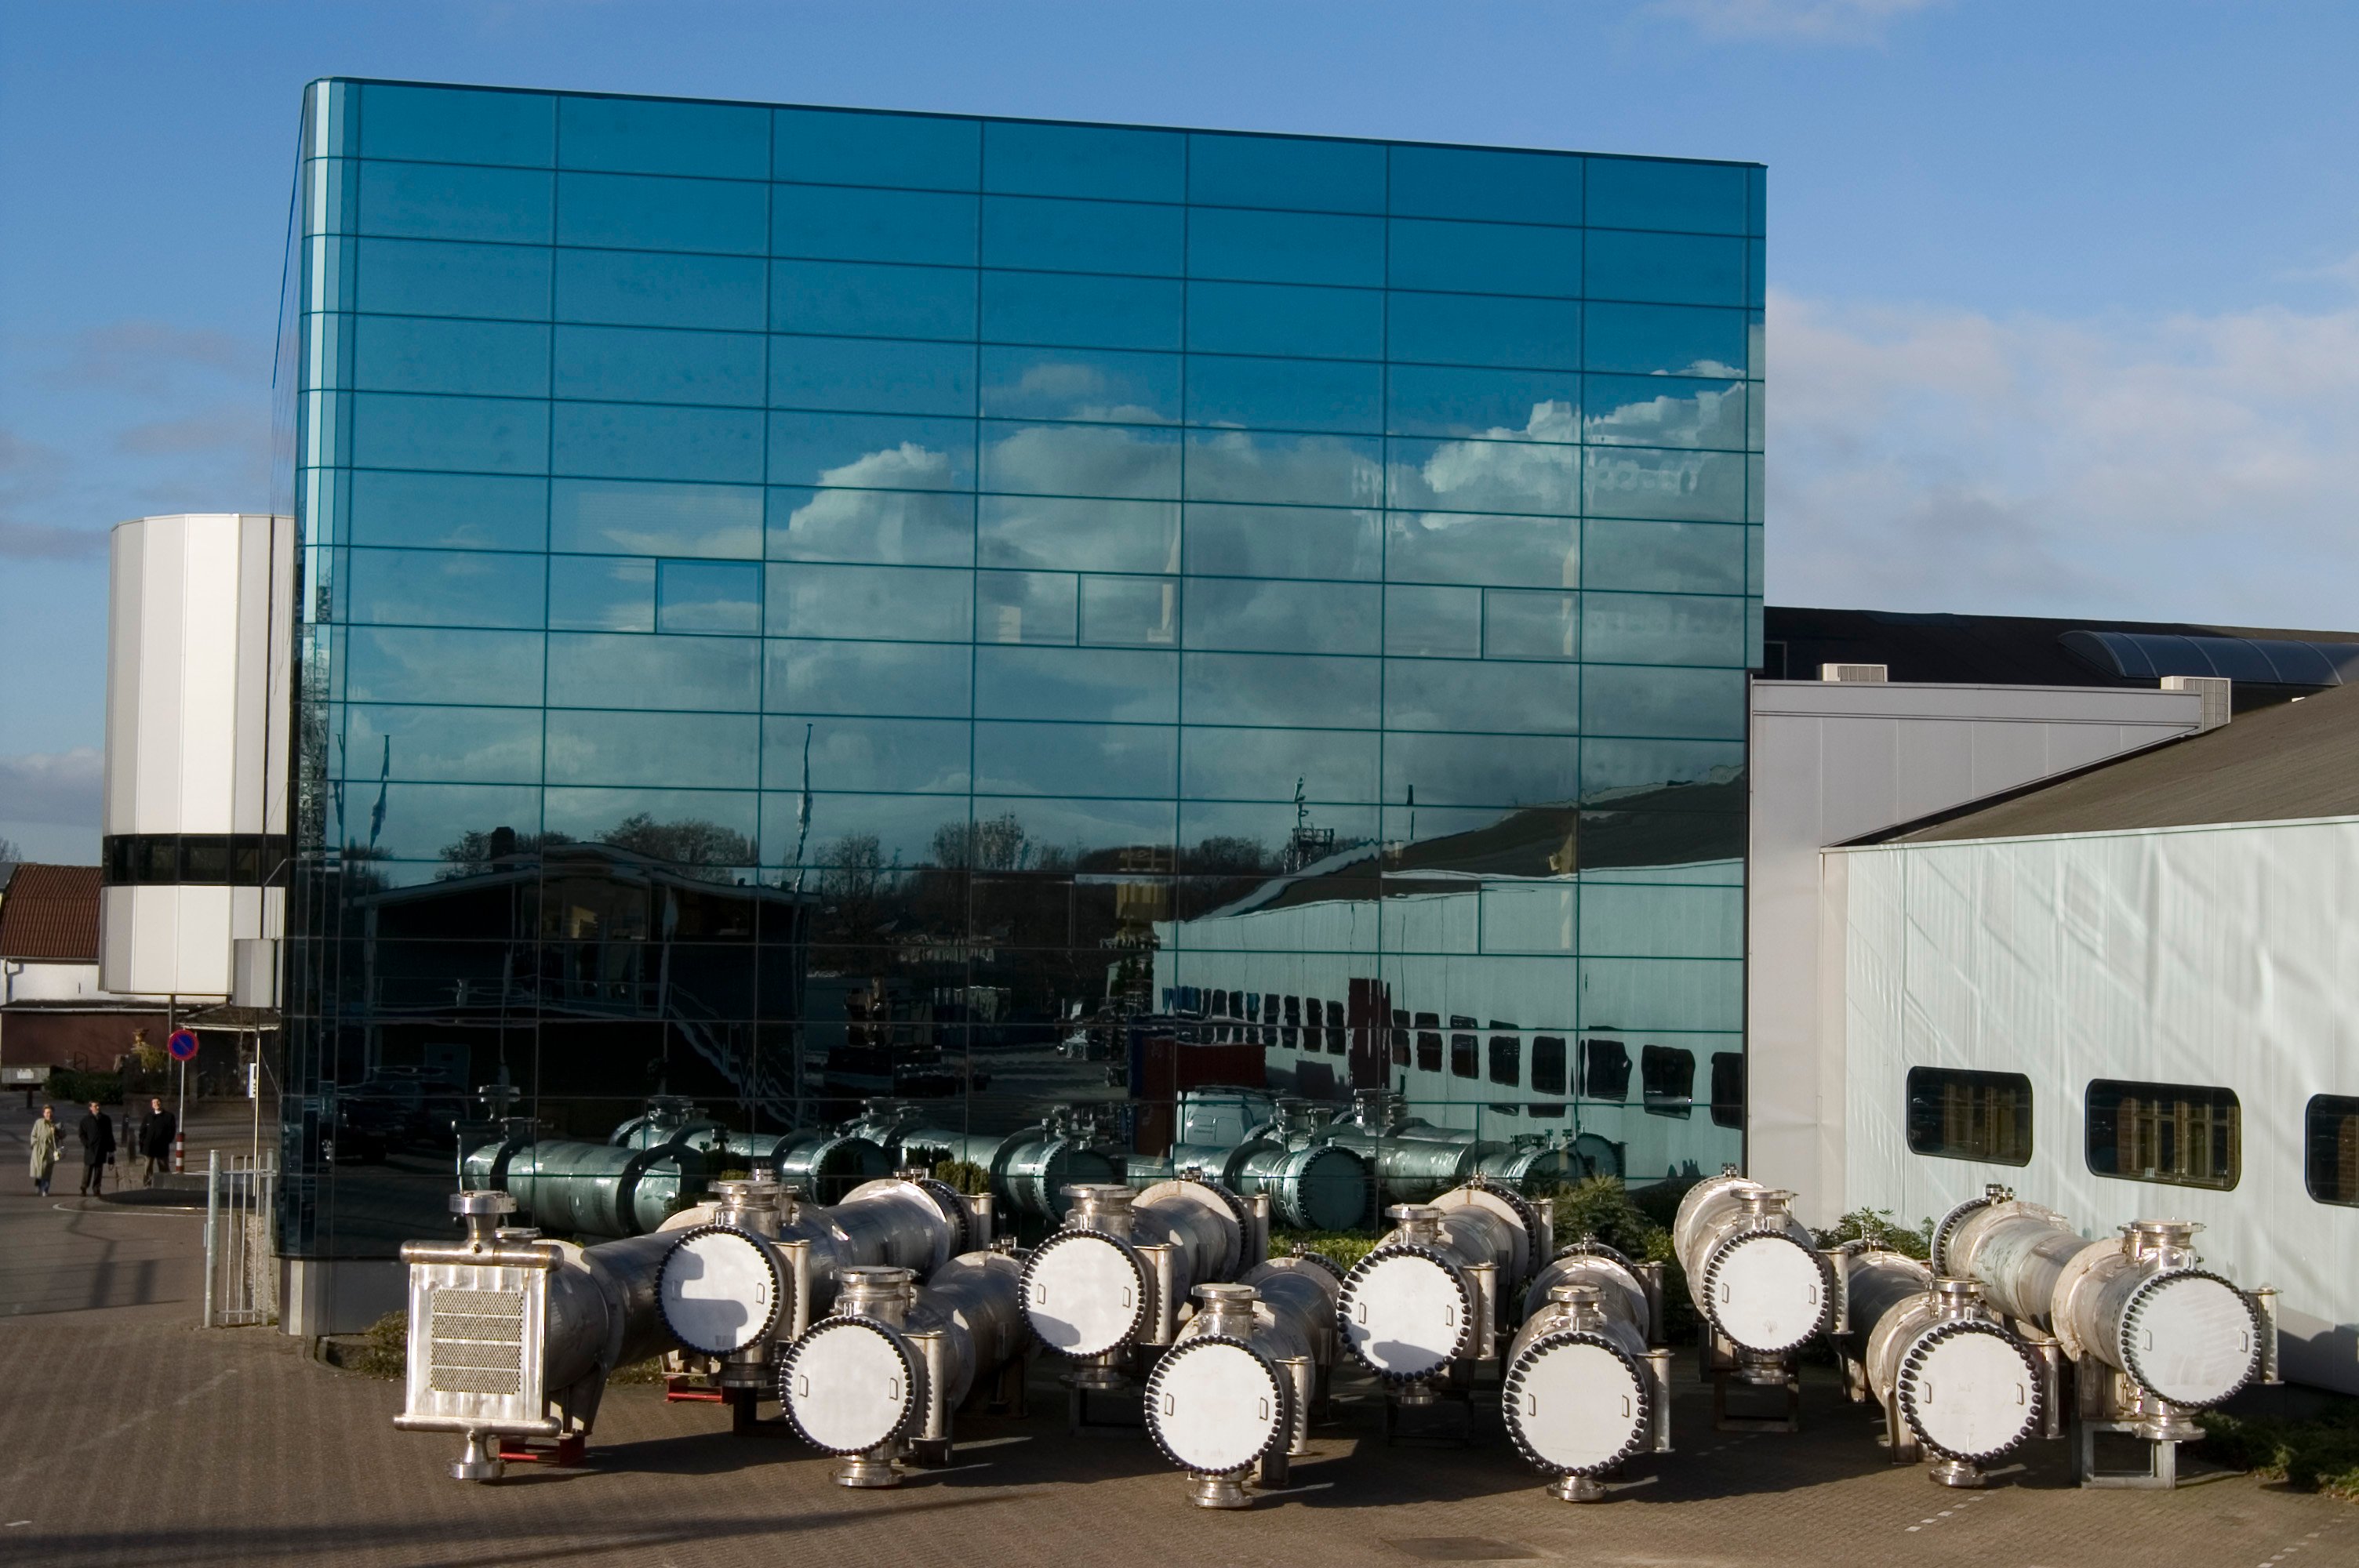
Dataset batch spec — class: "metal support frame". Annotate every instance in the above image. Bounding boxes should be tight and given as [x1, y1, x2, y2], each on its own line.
[1702, 1329, 1801, 1432]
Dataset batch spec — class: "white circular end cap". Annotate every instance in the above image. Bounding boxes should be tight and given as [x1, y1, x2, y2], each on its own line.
[1905, 1330, 2039, 1458]
[1148, 1341, 1285, 1474]
[2125, 1273, 2259, 1406]
[1341, 1252, 1467, 1378]
[1024, 1232, 1147, 1357]
[1506, 1339, 1648, 1474]
[659, 1229, 779, 1355]
[784, 1321, 915, 1454]
[1709, 1236, 1826, 1353]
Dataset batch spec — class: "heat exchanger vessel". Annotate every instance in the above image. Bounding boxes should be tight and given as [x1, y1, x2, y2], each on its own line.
[1499, 1241, 1672, 1501]
[1834, 1249, 2045, 1487]
[1673, 1170, 1834, 1426]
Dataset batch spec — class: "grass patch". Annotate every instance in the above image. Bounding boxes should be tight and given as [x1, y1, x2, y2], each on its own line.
[2200, 1403, 2359, 1501]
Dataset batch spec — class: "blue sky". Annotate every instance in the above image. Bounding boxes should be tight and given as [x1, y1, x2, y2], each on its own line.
[6, 0, 2359, 860]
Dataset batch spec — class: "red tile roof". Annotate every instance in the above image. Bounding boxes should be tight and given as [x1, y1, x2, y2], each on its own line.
[0, 863, 102, 961]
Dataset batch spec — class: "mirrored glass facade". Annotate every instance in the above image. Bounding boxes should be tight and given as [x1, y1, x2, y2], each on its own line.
[278, 80, 1763, 1258]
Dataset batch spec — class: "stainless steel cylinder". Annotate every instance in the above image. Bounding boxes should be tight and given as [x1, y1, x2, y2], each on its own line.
[901, 1125, 1120, 1223]
[1144, 1257, 1344, 1506]
[1846, 1254, 2043, 1475]
[1021, 1178, 1251, 1360]
[1672, 1173, 1833, 1356]
[1501, 1267, 1669, 1490]
[465, 1134, 704, 1239]
[1336, 1181, 1548, 1385]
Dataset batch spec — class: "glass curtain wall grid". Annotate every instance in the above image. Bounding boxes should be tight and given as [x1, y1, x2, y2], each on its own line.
[281, 79, 1763, 1258]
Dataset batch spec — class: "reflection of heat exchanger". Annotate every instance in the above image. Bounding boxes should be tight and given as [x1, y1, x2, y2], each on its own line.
[1134, 1106, 1372, 1232]
[779, 1255, 1031, 1487]
[1499, 1242, 1672, 1502]
[1321, 1090, 1586, 1205]
[1935, 1187, 2276, 1487]
[1673, 1169, 1835, 1430]
[1142, 1254, 1344, 1508]
[463, 1127, 707, 1240]
[612, 1098, 896, 1204]
[656, 1170, 991, 1425]
[1336, 1179, 1552, 1439]
[1023, 1179, 1269, 1415]
[394, 1190, 684, 1481]
[897, 1108, 1124, 1225]
[1832, 1250, 2046, 1487]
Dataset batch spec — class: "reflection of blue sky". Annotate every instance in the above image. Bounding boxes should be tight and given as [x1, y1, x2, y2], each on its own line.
[344, 627, 544, 707]
[551, 478, 762, 557]
[545, 710, 758, 788]
[341, 704, 544, 785]
[769, 486, 973, 568]
[763, 714, 969, 794]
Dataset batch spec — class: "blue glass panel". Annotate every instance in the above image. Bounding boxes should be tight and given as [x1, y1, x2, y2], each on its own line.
[1582, 664, 1745, 740]
[981, 270, 1181, 351]
[361, 84, 553, 166]
[1584, 448, 1746, 523]
[983, 121, 1183, 202]
[1389, 145, 1581, 225]
[969, 795, 1174, 862]
[976, 644, 1177, 723]
[554, 402, 765, 483]
[979, 495, 1178, 574]
[556, 172, 767, 256]
[1384, 584, 1481, 658]
[980, 347, 1180, 424]
[765, 563, 972, 641]
[1182, 503, 1380, 581]
[1181, 652, 1377, 729]
[1585, 303, 1748, 378]
[348, 785, 541, 861]
[763, 716, 969, 793]
[551, 479, 763, 557]
[1387, 365, 1579, 442]
[1079, 575, 1178, 646]
[344, 627, 544, 706]
[543, 786, 757, 851]
[769, 412, 976, 491]
[977, 569, 1076, 644]
[545, 710, 760, 788]
[344, 705, 543, 785]
[347, 547, 544, 629]
[557, 249, 767, 330]
[1180, 726, 1379, 803]
[1187, 281, 1381, 361]
[1187, 356, 1381, 434]
[772, 259, 976, 340]
[765, 639, 972, 717]
[1185, 432, 1383, 508]
[1189, 575, 1377, 655]
[776, 109, 980, 191]
[549, 324, 762, 407]
[1587, 230, 1747, 307]
[1584, 376, 1746, 449]
[769, 487, 974, 566]
[550, 555, 655, 630]
[358, 162, 552, 245]
[1187, 133, 1385, 214]
[982, 196, 1183, 276]
[1581, 736, 1743, 797]
[1587, 158, 1747, 235]
[769, 335, 974, 416]
[1187, 209, 1384, 289]
[774, 183, 979, 266]
[351, 393, 548, 474]
[1387, 511, 1579, 589]
[1384, 658, 1578, 734]
[357, 238, 551, 320]
[558, 94, 769, 180]
[1748, 166, 1768, 238]
[1485, 589, 1579, 660]
[1387, 218, 1580, 298]
[981, 420, 1181, 501]
[1388, 292, 1579, 370]
[1385, 731, 1578, 807]
[354, 315, 549, 397]
[348, 471, 547, 552]
[1387, 437, 1579, 517]
[1583, 591, 1746, 666]
[762, 790, 958, 868]
[975, 721, 1176, 798]
[546, 632, 760, 710]
[657, 560, 761, 633]
[1748, 238, 1766, 309]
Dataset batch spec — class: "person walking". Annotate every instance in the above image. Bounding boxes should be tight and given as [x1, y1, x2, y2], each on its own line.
[139, 1096, 176, 1186]
[28, 1104, 61, 1196]
[76, 1100, 115, 1197]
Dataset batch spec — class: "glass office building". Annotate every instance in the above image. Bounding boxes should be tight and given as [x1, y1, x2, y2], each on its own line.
[278, 79, 1762, 1265]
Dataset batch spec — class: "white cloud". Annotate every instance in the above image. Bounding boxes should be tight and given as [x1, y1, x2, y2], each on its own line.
[1769, 285, 2359, 626]
[0, 748, 102, 829]
[1652, 0, 1940, 41]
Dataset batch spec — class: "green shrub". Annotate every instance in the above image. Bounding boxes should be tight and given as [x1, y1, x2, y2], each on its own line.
[347, 1312, 409, 1380]
[1270, 1230, 1379, 1272]
[2201, 1404, 2359, 1501]
[42, 1071, 124, 1107]
[1547, 1175, 1697, 1344]
[1815, 1207, 1934, 1260]
[932, 1159, 992, 1196]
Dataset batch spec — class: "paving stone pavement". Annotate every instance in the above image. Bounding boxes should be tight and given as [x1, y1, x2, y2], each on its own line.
[0, 1315, 2349, 1568]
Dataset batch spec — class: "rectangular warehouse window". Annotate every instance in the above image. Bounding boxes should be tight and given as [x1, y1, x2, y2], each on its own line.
[1327, 1000, 1347, 1055]
[1530, 1036, 1567, 1096]
[1906, 1066, 2034, 1166]
[2307, 1094, 2359, 1207]
[1641, 1045, 1693, 1117]
[1488, 1024, 1521, 1087]
[2085, 1079, 2240, 1190]
[1390, 1008, 1410, 1066]
[1450, 1017, 1479, 1080]
[1416, 1013, 1443, 1073]
[1709, 1051, 1743, 1129]
[1579, 1038, 1630, 1103]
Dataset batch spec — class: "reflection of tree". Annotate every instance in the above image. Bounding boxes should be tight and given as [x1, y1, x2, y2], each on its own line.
[437, 827, 573, 880]
[931, 812, 1030, 872]
[601, 814, 754, 879]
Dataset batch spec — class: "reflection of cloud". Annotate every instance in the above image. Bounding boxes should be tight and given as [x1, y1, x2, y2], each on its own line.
[1772, 285, 2359, 622]
[983, 423, 1179, 499]
[0, 747, 102, 828]
[1652, 0, 1939, 42]
[820, 440, 960, 490]
[1392, 436, 1579, 515]
[1584, 386, 1743, 448]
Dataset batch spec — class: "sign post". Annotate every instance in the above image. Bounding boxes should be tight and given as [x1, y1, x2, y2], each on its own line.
[168, 1028, 198, 1174]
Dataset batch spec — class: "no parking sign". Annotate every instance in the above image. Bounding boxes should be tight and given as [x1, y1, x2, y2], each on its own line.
[166, 1028, 198, 1062]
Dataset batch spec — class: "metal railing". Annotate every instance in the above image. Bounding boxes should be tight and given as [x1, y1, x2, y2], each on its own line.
[203, 1149, 278, 1327]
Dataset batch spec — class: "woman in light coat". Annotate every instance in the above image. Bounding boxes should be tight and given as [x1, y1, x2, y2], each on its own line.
[28, 1103, 60, 1196]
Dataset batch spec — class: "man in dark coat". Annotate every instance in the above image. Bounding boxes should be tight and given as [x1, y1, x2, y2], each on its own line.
[140, 1097, 177, 1185]
[77, 1101, 115, 1196]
